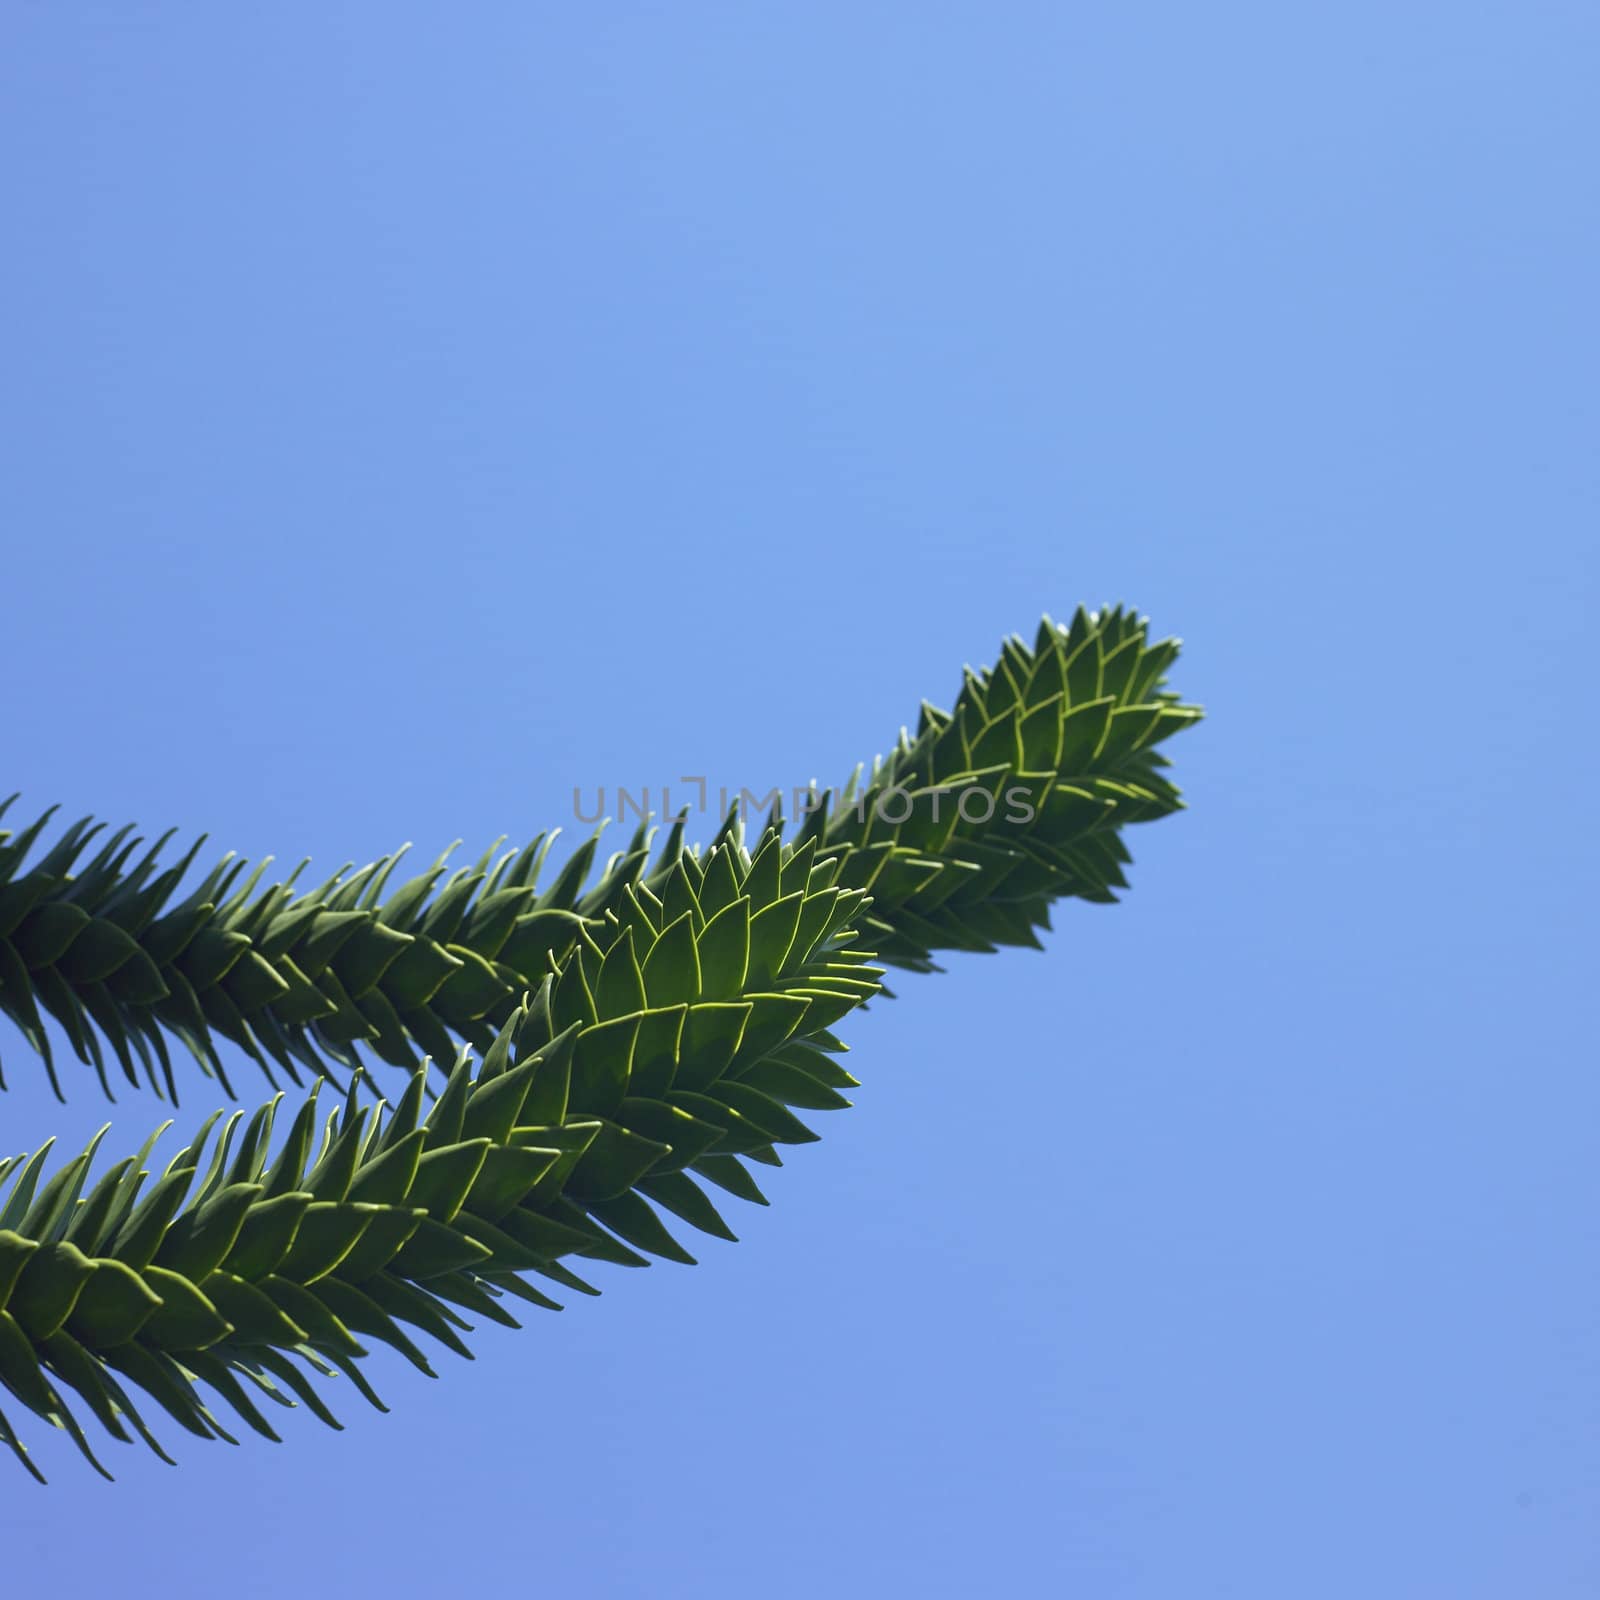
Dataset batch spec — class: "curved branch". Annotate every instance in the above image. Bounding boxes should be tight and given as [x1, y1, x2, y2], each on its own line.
[0, 608, 1200, 1477]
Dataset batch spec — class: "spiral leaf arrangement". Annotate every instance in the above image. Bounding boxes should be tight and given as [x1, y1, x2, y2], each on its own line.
[0, 607, 1200, 1478]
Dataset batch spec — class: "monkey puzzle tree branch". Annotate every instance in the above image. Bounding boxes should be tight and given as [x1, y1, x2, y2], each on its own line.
[0, 608, 1200, 1477]
[0, 606, 1196, 1103]
[0, 835, 882, 1479]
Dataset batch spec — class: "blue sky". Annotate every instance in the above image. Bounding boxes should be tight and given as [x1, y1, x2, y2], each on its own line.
[1, 5, 1595, 1595]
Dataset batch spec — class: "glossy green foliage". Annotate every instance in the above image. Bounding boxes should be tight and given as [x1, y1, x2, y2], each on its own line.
[0, 610, 1199, 1478]
[0, 794, 722, 1101]
[0, 837, 881, 1478]
[806, 605, 1202, 970]
[0, 608, 1194, 1102]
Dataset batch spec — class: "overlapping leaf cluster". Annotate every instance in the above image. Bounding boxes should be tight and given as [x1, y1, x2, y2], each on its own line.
[804, 605, 1202, 970]
[0, 607, 1192, 1104]
[0, 796, 716, 1101]
[0, 833, 882, 1478]
[0, 608, 1200, 1478]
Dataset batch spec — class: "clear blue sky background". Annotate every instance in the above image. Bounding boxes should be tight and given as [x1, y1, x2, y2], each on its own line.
[1, 6, 1595, 1595]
